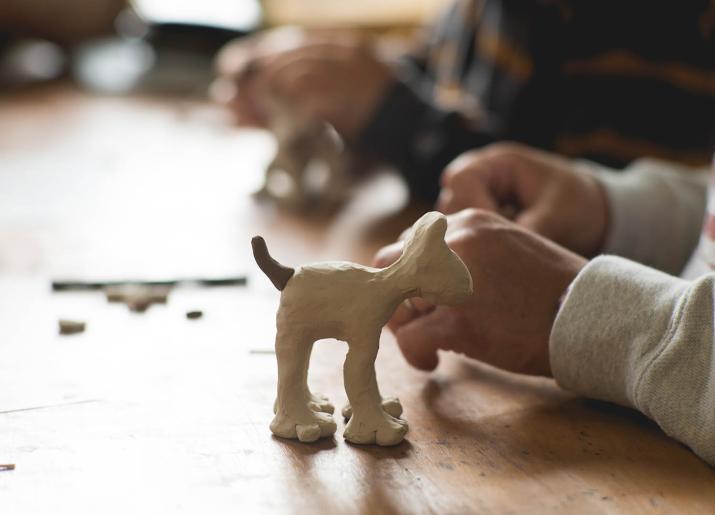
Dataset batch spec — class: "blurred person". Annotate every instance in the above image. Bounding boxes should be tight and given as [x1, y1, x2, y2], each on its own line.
[374, 142, 715, 465]
[215, 0, 715, 201]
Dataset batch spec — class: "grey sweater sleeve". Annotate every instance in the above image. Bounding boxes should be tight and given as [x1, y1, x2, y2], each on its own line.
[551, 256, 715, 465]
[576, 159, 708, 275]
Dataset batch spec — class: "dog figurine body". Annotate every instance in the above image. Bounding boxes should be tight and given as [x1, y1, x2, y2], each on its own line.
[251, 212, 473, 446]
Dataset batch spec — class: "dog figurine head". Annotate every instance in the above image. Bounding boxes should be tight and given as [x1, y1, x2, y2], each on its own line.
[390, 211, 473, 306]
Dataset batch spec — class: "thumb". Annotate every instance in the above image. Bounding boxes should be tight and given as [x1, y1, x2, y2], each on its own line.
[374, 241, 404, 268]
[393, 307, 456, 371]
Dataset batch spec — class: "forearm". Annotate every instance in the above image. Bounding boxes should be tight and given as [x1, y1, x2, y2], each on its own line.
[551, 256, 715, 465]
[577, 159, 708, 275]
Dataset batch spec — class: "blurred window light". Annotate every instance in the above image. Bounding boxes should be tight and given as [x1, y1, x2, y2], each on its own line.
[263, 0, 450, 27]
[131, 0, 262, 31]
[73, 38, 155, 94]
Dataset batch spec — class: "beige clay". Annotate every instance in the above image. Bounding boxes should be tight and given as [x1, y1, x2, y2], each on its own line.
[252, 212, 473, 446]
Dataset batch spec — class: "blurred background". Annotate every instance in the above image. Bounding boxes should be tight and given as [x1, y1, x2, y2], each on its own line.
[0, 3, 449, 493]
[0, 0, 448, 281]
[0, 0, 447, 93]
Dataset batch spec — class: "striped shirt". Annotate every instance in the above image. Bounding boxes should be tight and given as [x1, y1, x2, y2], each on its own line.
[360, 0, 715, 201]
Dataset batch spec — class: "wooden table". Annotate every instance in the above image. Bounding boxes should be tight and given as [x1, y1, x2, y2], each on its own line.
[1, 85, 714, 514]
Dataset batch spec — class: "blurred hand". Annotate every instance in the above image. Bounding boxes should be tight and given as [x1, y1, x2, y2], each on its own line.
[213, 27, 394, 139]
[375, 209, 587, 376]
[437, 143, 609, 257]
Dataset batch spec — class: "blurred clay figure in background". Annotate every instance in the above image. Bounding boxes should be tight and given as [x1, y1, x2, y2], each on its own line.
[214, 27, 375, 210]
[215, 1, 715, 203]
[254, 81, 353, 211]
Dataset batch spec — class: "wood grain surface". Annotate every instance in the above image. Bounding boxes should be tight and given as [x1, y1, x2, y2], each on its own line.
[1, 85, 714, 514]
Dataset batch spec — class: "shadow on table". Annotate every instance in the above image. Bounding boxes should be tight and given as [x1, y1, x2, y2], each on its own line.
[271, 434, 337, 453]
[350, 440, 415, 515]
[271, 424, 415, 514]
[419, 358, 715, 496]
[346, 438, 413, 460]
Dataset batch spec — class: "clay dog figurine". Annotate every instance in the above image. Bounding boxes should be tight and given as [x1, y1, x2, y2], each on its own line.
[251, 212, 473, 446]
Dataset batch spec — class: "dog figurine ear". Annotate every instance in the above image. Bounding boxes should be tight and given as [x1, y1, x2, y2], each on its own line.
[422, 212, 448, 240]
[401, 212, 449, 258]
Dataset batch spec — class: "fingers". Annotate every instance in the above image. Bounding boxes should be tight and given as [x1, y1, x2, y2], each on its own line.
[216, 34, 389, 136]
[213, 29, 316, 126]
[385, 298, 434, 334]
[437, 151, 502, 214]
[214, 36, 259, 77]
[215, 27, 310, 79]
[374, 241, 403, 268]
[393, 310, 442, 370]
[392, 307, 465, 371]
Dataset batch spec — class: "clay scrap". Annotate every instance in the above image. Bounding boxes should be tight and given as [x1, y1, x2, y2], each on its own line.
[58, 319, 86, 335]
[105, 284, 170, 313]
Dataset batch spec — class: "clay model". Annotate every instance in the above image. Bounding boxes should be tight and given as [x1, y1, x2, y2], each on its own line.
[58, 319, 86, 335]
[254, 92, 352, 210]
[104, 284, 170, 313]
[251, 212, 473, 446]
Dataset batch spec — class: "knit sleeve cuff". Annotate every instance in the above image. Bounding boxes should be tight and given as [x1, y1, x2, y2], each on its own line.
[575, 159, 707, 275]
[549, 255, 688, 407]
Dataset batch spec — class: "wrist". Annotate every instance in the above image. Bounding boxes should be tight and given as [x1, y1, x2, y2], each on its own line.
[572, 175, 609, 257]
[587, 175, 610, 256]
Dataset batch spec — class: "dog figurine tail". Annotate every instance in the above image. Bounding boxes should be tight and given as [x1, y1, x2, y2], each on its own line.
[251, 236, 295, 291]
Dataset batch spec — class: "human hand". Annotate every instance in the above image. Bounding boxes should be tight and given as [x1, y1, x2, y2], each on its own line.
[437, 143, 609, 257]
[213, 27, 395, 139]
[375, 209, 587, 376]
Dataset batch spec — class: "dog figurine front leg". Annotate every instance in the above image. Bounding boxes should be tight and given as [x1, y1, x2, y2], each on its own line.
[301, 342, 335, 415]
[272, 340, 335, 416]
[342, 332, 408, 446]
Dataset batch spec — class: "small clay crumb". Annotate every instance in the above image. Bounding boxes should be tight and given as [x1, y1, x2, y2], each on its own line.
[59, 319, 85, 335]
[249, 349, 275, 355]
[127, 297, 151, 313]
[186, 310, 203, 320]
[104, 285, 171, 313]
[0, 464, 15, 471]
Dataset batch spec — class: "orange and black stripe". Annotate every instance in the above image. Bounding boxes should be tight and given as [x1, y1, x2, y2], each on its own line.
[361, 0, 715, 201]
